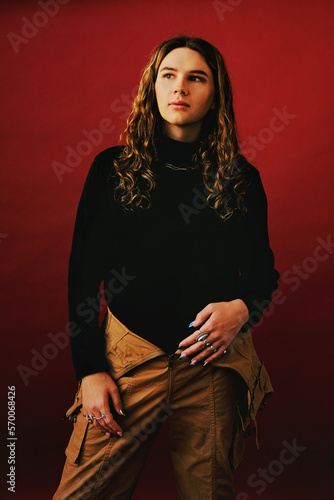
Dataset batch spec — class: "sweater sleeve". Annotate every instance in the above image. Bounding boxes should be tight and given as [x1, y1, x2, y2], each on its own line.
[68, 153, 115, 380]
[236, 167, 280, 327]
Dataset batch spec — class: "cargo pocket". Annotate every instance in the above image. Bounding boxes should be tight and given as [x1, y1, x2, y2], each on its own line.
[63, 382, 88, 466]
[232, 333, 273, 417]
[63, 381, 82, 423]
[65, 412, 89, 466]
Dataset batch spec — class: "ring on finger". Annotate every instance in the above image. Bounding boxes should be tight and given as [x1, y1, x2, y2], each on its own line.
[83, 413, 95, 424]
[204, 340, 212, 347]
[101, 412, 111, 419]
[210, 345, 217, 353]
[196, 332, 209, 342]
[219, 348, 227, 354]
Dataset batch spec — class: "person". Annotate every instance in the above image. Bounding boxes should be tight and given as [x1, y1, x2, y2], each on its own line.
[53, 35, 279, 500]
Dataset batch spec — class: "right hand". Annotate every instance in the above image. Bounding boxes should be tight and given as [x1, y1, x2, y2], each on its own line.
[81, 371, 124, 437]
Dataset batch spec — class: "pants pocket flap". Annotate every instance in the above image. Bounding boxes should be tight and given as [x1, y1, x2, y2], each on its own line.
[65, 413, 89, 465]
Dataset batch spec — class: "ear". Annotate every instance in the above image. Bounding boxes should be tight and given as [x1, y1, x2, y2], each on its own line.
[210, 100, 216, 110]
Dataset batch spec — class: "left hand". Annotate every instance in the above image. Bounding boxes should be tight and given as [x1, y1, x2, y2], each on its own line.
[178, 299, 249, 366]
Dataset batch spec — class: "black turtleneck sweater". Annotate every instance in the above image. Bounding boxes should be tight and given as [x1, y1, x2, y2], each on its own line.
[68, 136, 279, 380]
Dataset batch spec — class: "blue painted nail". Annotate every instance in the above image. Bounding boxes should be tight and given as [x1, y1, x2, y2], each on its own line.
[203, 360, 209, 367]
[189, 321, 195, 328]
[190, 360, 197, 366]
[179, 354, 186, 359]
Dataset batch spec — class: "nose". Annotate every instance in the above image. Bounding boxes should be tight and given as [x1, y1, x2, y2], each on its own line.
[174, 78, 188, 96]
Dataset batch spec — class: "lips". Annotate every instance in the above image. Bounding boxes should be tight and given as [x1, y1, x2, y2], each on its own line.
[169, 100, 190, 107]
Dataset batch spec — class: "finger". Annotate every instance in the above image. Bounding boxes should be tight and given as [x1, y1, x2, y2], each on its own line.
[83, 404, 121, 435]
[83, 409, 106, 433]
[92, 415, 108, 433]
[96, 406, 123, 435]
[189, 303, 214, 329]
[179, 340, 206, 359]
[191, 345, 228, 365]
[203, 348, 228, 365]
[192, 318, 213, 339]
[180, 326, 217, 356]
[103, 414, 123, 436]
[89, 409, 123, 436]
[179, 334, 216, 357]
[187, 345, 217, 364]
[178, 330, 203, 348]
[179, 316, 215, 348]
[83, 411, 106, 433]
[109, 384, 125, 417]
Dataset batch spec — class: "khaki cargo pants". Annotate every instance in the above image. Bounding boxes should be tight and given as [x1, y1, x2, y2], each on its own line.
[53, 308, 273, 500]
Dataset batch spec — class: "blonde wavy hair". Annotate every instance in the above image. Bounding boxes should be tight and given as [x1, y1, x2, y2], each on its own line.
[113, 35, 250, 219]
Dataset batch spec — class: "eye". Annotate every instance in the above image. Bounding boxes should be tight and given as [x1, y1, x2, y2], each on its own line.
[162, 73, 174, 79]
[189, 76, 204, 82]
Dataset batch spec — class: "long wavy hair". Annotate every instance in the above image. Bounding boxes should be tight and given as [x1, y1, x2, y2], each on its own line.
[113, 35, 250, 219]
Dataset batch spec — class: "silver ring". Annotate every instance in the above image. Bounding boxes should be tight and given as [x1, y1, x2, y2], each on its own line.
[83, 411, 112, 422]
[210, 345, 217, 353]
[83, 413, 94, 423]
[94, 415, 104, 421]
[196, 332, 209, 342]
[219, 348, 227, 354]
[204, 340, 212, 347]
[101, 412, 111, 419]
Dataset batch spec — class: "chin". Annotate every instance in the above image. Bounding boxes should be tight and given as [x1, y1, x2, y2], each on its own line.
[166, 117, 193, 126]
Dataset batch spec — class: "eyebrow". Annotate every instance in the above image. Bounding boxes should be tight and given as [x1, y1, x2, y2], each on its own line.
[159, 66, 209, 77]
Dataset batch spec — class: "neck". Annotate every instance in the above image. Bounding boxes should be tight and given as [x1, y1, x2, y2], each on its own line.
[162, 122, 202, 143]
[156, 134, 201, 171]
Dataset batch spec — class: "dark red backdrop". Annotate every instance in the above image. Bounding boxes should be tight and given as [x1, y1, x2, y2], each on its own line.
[1, 1, 333, 499]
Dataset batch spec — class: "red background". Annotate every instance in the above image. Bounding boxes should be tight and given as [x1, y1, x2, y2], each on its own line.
[1, 1, 333, 498]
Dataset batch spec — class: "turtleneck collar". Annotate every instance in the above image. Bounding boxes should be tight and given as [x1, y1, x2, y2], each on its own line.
[156, 135, 201, 169]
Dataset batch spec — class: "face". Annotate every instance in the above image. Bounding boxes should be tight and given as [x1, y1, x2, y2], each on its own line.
[155, 47, 216, 142]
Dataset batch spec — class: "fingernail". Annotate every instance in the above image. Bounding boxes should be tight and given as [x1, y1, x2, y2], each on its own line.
[189, 321, 195, 328]
[190, 360, 197, 366]
[106, 432, 110, 437]
[179, 354, 186, 359]
[178, 344, 184, 348]
[119, 409, 125, 416]
[203, 360, 209, 367]
[117, 431, 123, 437]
